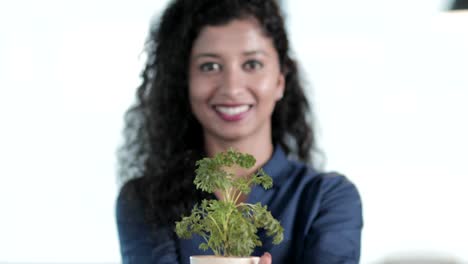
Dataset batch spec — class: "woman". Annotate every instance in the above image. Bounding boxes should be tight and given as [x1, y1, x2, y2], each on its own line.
[116, 0, 363, 263]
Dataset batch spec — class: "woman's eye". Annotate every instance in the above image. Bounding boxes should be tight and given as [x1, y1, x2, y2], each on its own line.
[243, 60, 263, 71]
[199, 62, 222, 72]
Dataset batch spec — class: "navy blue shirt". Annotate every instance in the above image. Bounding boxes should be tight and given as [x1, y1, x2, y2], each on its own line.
[116, 147, 363, 263]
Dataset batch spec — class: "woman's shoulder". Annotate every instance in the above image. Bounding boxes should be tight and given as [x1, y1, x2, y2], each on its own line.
[283, 161, 363, 249]
[116, 178, 181, 262]
[116, 178, 146, 224]
[312, 170, 360, 198]
[283, 159, 362, 216]
[312, 171, 361, 212]
[266, 147, 360, 206]
[288, 158, 358, 194]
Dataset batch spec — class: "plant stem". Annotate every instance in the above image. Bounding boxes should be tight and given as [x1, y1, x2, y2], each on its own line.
[233, 189, 243, 205]
[208, 214, 223, 239]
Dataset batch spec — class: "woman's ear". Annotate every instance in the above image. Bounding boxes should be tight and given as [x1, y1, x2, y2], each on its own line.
[275, 73, 285, 101]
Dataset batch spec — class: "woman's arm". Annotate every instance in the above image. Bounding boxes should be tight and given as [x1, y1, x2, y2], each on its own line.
[302, 174, 363, 263]
[116, 181, 179, 264]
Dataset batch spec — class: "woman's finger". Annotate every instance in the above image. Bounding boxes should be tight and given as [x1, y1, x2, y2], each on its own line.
[259, 252, 272, 264]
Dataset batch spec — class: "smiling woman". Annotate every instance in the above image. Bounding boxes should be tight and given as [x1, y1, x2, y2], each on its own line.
[116, 0, 363, 263]
[189, 18, 285, 158]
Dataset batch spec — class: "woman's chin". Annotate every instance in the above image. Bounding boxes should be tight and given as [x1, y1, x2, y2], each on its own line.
[205, 128, 252, 144]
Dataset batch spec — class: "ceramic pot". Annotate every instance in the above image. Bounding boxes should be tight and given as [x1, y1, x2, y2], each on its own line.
[190, 255, 260, 264]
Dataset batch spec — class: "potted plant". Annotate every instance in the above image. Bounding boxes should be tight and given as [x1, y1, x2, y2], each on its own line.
[175, 149, 284, 264]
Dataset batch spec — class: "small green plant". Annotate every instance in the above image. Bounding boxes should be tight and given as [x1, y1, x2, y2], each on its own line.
[175, 149, 284, 257]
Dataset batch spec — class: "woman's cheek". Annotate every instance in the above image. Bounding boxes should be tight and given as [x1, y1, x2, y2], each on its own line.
[254, 77, 277, 94]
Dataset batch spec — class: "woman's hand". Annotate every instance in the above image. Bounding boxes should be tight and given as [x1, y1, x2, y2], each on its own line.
[259, 252, 272, 264]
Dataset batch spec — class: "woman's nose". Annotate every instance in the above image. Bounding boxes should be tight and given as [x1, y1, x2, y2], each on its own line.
[219, 66, 246, 96]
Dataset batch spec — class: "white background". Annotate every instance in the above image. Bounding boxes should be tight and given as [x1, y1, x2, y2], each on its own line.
[0, 0, 467, 263]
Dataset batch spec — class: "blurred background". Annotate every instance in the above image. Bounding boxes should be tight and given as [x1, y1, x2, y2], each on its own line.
[0, 0, 467, 263]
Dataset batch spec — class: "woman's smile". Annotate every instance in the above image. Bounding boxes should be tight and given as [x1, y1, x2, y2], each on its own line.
[213, 104, 253, 122]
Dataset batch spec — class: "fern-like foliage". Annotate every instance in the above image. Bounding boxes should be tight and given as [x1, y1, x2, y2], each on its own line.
[175, 149, 284, 257]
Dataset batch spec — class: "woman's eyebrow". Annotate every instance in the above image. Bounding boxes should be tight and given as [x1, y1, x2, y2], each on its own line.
[193, 53, 220, 59]
[194, 50, 268, 59]
[243, 50, 268, 56]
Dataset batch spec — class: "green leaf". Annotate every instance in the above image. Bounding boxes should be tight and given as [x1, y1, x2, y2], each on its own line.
[252, 169, 273, 190]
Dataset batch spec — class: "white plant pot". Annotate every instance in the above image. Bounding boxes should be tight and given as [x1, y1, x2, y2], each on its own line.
[190, 255, 260, 264]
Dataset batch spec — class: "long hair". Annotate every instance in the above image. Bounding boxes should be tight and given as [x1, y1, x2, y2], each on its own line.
[118, 0, 316, 227]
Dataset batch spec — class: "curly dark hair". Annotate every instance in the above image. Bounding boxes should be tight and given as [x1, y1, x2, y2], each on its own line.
[118, 0, 317, 227]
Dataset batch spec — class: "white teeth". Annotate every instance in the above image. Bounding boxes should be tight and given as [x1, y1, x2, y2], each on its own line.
[215, 105, 250, 115]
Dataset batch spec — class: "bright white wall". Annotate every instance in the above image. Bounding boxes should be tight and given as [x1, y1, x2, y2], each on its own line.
[0, 0, 166, 262]
[1, 0, 467, 263]
[287, 0, 468, 263]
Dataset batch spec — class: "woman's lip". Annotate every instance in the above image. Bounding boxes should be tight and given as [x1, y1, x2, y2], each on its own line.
[213, 105, 252, 122]
[212, 103, 253, 107]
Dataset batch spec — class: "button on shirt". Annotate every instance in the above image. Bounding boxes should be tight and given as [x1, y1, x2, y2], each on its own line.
[116, 147, 363, 264]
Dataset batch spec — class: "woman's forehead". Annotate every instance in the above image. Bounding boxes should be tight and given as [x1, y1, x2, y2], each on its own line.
[191, 19, 273, 55]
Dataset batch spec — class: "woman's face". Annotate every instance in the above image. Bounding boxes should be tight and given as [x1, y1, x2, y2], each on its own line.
[188, 18, 285, 144]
